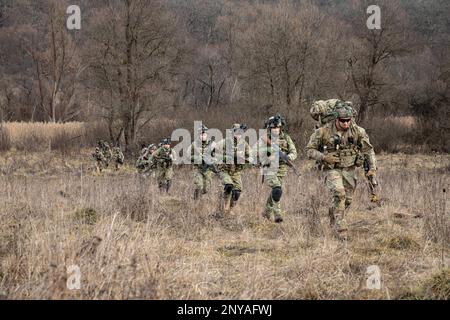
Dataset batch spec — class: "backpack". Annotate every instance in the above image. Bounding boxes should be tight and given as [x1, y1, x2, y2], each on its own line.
[310, 99, 356, 126]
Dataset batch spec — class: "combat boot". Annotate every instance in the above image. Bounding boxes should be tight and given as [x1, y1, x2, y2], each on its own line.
[230, 199, 237, 209]
[165, 181, 171, 193]
[328, 207, 335, 226]
[261, 209, 271, 220]
[221, 194, 231, 214]
[272, 200, 283, 223]
[230, 197, 238, 210]
[332, 209, 348, 241]
[194, 189, 200, 200]
[274, 211, 284, 223]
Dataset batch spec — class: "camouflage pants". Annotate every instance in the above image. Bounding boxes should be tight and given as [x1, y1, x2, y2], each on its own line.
[218, 166, 244, 212]
[156, 165, 174, 188]
[265, 164, 288, 217]
[219, 166, 243, 191]
[194, 168, 213, 194]
[324, 167, 357, 231]
[95, 159, 109, 173]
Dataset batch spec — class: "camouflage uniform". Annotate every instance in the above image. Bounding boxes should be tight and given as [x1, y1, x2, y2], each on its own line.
[260, 115, 297, 223]
[136, 146, 149, 171]
[187, 137, 216, 199]
[215, 124, 253, 214]
[136, 144, 157, 175]
[111, 147, 124, 170]
[153, 139, 175, 193]
[92, 141, 112, 174]
[306, 107, 377, 239]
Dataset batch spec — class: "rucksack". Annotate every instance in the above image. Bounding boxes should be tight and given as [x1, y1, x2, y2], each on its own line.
[310, 99, 356, 126]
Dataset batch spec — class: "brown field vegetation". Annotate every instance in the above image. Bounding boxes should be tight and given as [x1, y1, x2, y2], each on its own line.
[0, 116, 444, 155]
[0, 150, 448, 299]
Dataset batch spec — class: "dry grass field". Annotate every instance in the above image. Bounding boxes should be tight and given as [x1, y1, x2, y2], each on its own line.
[0, 148, 449, 300]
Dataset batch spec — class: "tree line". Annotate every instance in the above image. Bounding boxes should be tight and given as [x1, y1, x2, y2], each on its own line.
[0, 0, 448, 151]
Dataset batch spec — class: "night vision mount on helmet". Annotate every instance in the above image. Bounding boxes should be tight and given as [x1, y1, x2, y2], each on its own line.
[231, 123, 248, 131]
[265, 114, 286, 129]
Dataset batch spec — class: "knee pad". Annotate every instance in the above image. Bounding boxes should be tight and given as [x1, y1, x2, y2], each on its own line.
[271, 187, 282, 202]
[336, 188, 346, 200]
[224, 184, 233, 194]
[232, 190, 241, 202]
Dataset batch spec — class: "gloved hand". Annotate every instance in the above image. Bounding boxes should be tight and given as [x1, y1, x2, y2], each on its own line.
[323, 153, 340, 165]
[366, 169, 377, 178]
[366, 169, 378, 188]
[370, 194, 380, 203]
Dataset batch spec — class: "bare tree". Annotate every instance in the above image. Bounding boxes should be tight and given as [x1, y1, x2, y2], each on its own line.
[346, 0, 410, 122]
[15, 0, 86, 122]
[86, 0, 184, 150]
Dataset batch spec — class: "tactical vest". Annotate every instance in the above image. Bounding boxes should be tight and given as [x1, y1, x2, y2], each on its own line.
[157, 147, 173, 168]
[191, 140, 213, 164]
[320, 124, 363, 169]
[263, 132, 290, 154]
[221, 138, 247, 171]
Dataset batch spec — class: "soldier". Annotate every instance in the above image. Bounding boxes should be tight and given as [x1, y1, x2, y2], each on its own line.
[306, 104, 377, 240]
[186, 124, 217, 200]
[136, 144, 150, 171]
[260, 114, 297, 223]
[111, 146, 125, 170]
[153, 138, 175, 193]
[215, 124, 253, 214]
[310, 99, 381, 203]
[136, 143, 157, 174]
[92, 140, 111, 174]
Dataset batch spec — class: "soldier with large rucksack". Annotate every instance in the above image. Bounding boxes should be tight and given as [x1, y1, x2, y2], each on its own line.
[310, 99, 380, 201]
[306, 99, 379, 240]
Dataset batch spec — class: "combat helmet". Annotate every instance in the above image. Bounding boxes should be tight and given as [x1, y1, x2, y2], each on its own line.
[197, 124, 209, 133]
[161, 137, 171, 146]
[333, 102, 356, 120]
[98, 140, 110, 149]
[265, 114, 286, 129]
[231, 123, 248, 131]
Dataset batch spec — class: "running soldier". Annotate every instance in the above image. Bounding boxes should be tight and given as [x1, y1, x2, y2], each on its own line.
[306, 104, 378, 240]
[153, 138, 175, 193]
[186, 124, 217, 200]
[136, 143, 157, 175]
[214, 124, 253, 214]
[111, 146, 124, 170]
[259, 114, 297, 223]
[92, 140, 112, 174]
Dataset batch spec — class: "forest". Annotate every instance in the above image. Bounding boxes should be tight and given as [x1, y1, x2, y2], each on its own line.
[0, 0, 449, 152]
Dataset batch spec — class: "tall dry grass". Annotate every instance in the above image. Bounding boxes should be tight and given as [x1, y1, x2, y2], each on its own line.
[0, 152, 448, 299]
[0, 122, 110, 153]
[0, 115, 446, 154]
